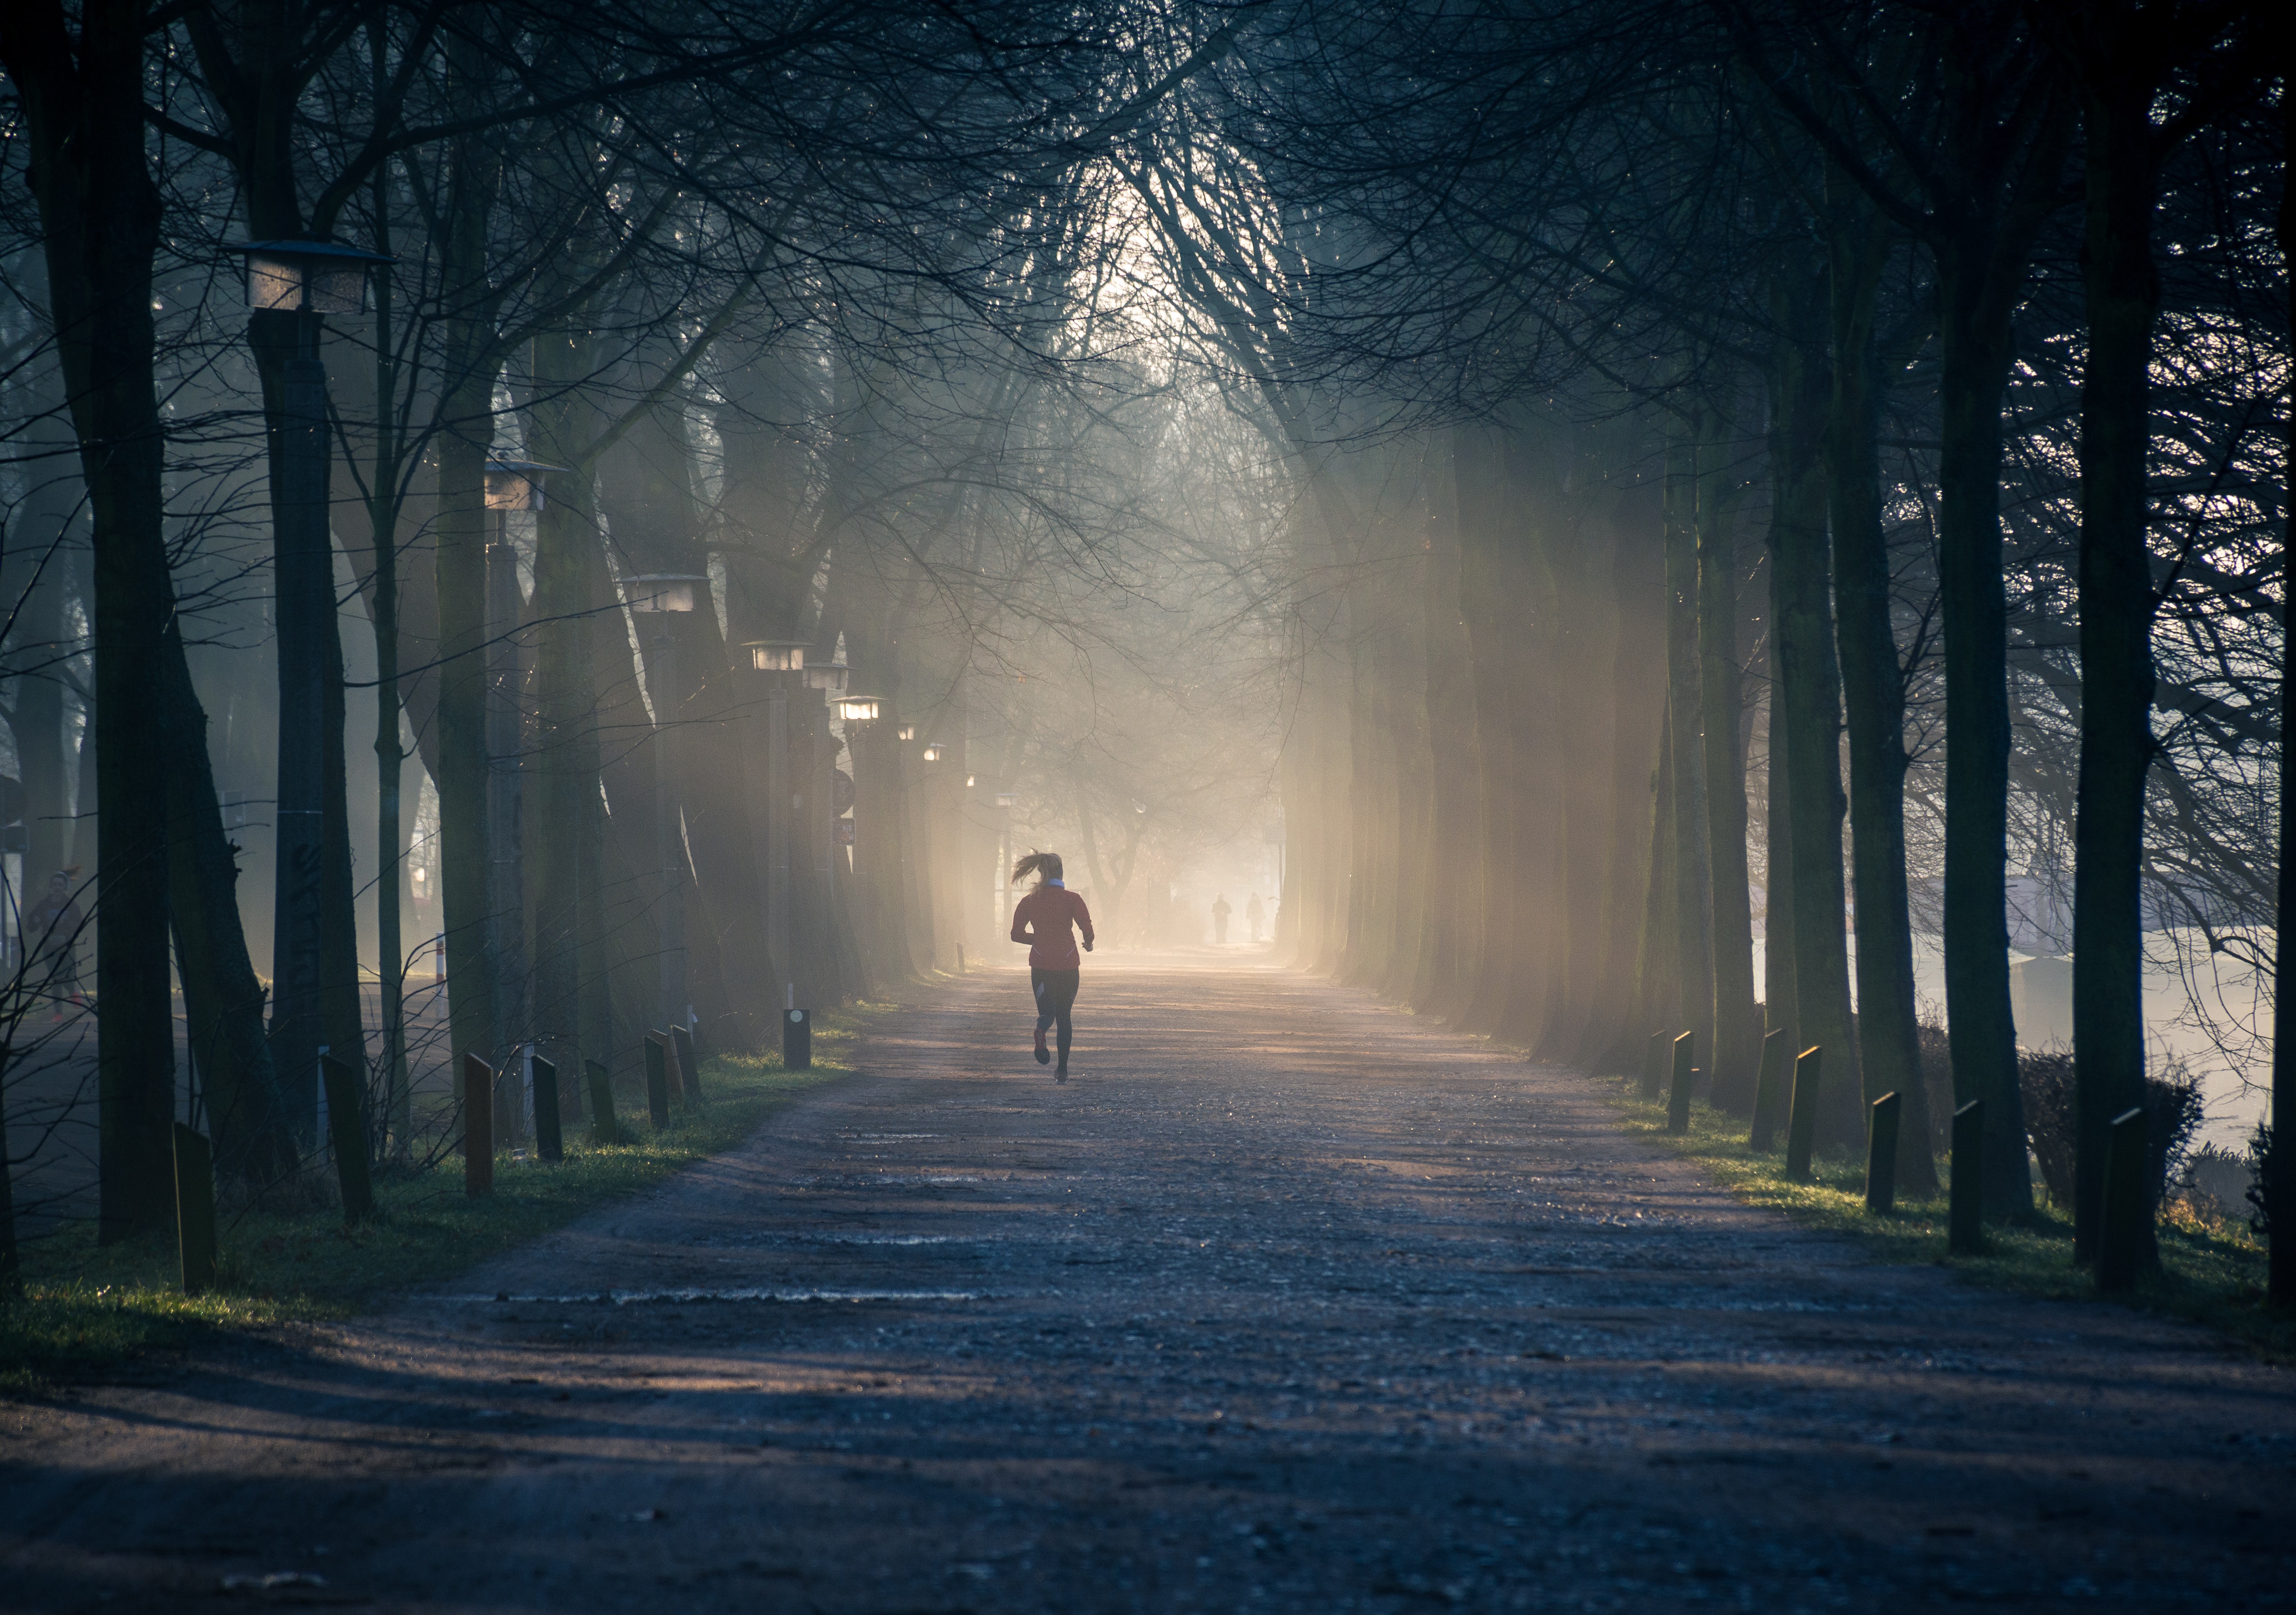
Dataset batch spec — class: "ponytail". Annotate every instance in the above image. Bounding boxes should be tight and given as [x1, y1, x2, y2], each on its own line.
[1012, 850, 1064, 887]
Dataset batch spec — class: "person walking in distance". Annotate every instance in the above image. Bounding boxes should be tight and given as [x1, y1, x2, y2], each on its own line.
[1010, 852, 1093, 1081]
[1210, 893, 1232, 945]
[1245, 892, 1265, 944]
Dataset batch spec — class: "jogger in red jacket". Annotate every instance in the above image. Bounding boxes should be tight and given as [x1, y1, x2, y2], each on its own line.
[1009, 851, 1093, 1081]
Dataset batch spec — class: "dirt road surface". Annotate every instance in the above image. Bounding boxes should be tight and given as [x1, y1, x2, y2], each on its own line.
[5, 959, 2291, 1612]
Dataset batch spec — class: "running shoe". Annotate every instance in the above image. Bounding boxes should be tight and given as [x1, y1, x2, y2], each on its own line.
[1055, 1062, 1068, 1083]
[1034, 1026, 1051, 1065]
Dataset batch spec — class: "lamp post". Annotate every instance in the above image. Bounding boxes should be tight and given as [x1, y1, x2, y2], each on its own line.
[226, 239, 391, 1141]
[994, 791, 1019, 926]
[628, 575, 705, 1037]
[479, 462, 562, 1089]
[743, 640, 809, 1005]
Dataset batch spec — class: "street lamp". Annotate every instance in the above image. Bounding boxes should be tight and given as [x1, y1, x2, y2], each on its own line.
[481, 460, 563, 1074]
[229, 238, 394, 317]
[836, 694, 882, 725]
[627, 573, 705, 1037]
[485, 458, 564, 512]
[898, 725, 915, 741]
[226, 237, 391, 1142]
[804, 644, 850, 696]
[627, 573, 704, 615]
[742, 639, 813, 991]
[922, 742, 946, 763]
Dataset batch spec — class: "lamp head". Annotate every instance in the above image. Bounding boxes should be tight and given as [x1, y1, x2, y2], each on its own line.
[626, 573, 705, 614]
[227, 239, 392, 317]
[483, 459, 567, 512]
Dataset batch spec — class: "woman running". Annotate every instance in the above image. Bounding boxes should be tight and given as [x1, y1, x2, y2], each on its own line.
[1009, 852, 1094, 1081]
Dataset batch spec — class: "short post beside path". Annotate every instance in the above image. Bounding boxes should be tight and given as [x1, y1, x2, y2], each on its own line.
[1784, 1046, 1822, 1183]
[644, 1034, 674, 1128]
[1865, 1091, 1901, 1214]
[1665, 1033, 1695, 1134]
[586, 1059, 622, 1145]
[532, 1053, 564, 1163]
[1749, 1028, 1788, 1152]
[1950, 1100, 1985, 1254]
[2097, 1106, 2150, 1295]
[172, 1123, 216, 1295]
[672, 1026, 704, 1103]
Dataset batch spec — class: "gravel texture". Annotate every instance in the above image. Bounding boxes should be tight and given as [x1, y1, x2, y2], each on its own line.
[4, 957, 2292, 1612]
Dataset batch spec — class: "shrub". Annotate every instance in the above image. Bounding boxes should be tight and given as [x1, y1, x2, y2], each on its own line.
[2019, 1047, 2078, 1206]
[2247, 1121, 2277, 1237]
[1916, 1016, 1955, 1153]
[2018, 1045, 2202, 1214]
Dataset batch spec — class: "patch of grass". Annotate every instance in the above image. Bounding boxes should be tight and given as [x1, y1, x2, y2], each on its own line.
[1, 1012, 876, 1394]
[1605, 1080, 2291, 1360]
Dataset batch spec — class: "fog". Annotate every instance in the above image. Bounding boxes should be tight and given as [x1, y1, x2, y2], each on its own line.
[0, 0, 2283, 1251]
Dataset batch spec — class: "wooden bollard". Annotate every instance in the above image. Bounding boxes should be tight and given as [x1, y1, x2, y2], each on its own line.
[532, 1054, 564, 1163]
[671, 1026, 704, 1104]
[464, 1053, 494, 1197]
[173, 1123, 217, 1296]
[1641, 1032, 1668, 1100]
[1949, 1099, 1985, 1254]
[321, 1055, 373, 1222]
[1749, 1028, 1788, 1152]
[1665, 1033, 1695, 1134]
[1783, 1046, 1822, 1182]
[1865, 1091, 1901, 1214]
[586, 1059, 621, 1145]
[643, 1033, 673, 1128]
[2096, 1105, 2149, 1295]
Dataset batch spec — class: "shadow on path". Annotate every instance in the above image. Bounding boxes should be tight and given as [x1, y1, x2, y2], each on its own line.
[3, 962, 2290, 1611]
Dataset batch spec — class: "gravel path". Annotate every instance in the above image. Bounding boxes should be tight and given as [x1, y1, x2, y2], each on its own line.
[5, 957, 2292, 1613]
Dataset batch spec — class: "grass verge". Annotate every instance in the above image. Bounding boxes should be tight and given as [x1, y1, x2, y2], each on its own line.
[1606, 1080, 2291, 1361]
[1, 1010, 873, 1395]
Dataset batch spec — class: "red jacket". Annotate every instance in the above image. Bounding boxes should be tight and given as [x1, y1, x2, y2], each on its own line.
[1011, 885, 1094, 970]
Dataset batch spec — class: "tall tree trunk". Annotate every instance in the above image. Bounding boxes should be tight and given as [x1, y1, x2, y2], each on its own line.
[1416, 433, 1481, 1018]
[1591, 472, 1668, 1068]
[3, 0, 180, 1242]
[1637, 699, 1681, 1042]
[1928, 50, 2071, 1222]
[526, 322, 607, 1088]
[1827, 192, 1938, 1195]
[1663, 432, 1715, 1065]
[1768, 264, 1863, 1146]
[1458, 428, 1518, 1032]
[1936, 268, 2032, 1218]
[432, 88, 507, 1075]
[1763, 586, 1798, 1045]
[1697, 410, 1759, 1111]
[162, 621, 294, 1182]
[2271, 73, 2295, 1308]
[2068, 13, 2165, 1268]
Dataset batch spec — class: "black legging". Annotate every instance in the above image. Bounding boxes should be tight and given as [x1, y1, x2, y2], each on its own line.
[1032, 967, 1080, 1064]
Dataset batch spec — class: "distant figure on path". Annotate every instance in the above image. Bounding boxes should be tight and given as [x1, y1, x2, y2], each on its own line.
[1211, 893, 1232, 944]
[1010, 851, 1094, 1082]
[1246, 892, 1265, 943]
